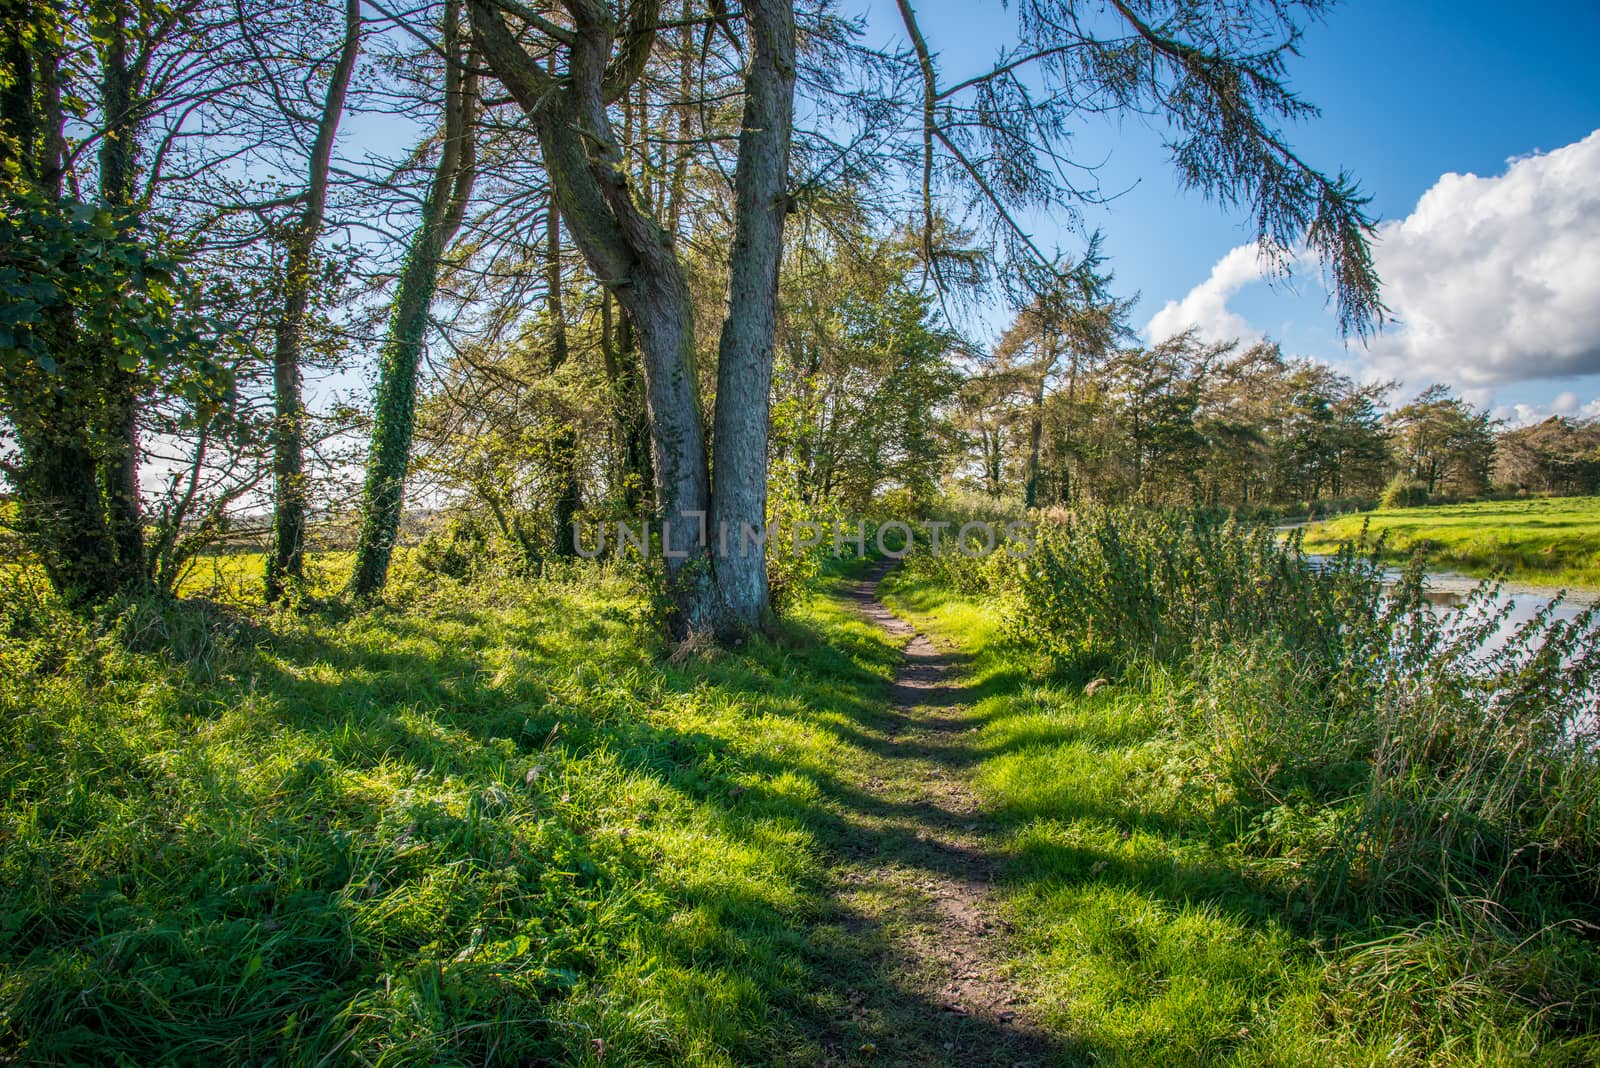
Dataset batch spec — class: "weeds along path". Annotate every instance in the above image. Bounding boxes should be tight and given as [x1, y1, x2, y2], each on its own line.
[800, 563, 1056, 1067]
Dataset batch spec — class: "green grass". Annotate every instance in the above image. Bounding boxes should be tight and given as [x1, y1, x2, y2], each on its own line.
[6, 548, 1596, 1065]
[0, 560, 909, 1065]
[879, 574, 1600, 1066]
[1303, 496, 1600, 591]
[170, 549, 357, 602]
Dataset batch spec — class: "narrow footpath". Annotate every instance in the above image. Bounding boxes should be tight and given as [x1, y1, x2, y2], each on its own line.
[799, 565, 1057, 1067]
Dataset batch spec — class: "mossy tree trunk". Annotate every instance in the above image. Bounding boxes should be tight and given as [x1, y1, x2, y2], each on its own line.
[265, 0, 361, 603]
[348, 1, 477, 599]
[0, 5, 127, 604]
[93, 0, 147, 582]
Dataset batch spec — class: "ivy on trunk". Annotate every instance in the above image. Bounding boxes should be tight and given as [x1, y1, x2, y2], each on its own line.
[348, 0, 478, 600]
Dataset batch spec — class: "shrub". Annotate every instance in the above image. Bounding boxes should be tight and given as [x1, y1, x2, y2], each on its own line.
[1381, 476, 1431, 509]
[763, 473, 825, 615]
[1008, 508, 1386, 671]
[416, 511, 493, 578]
[1004, 507, 1600, 989]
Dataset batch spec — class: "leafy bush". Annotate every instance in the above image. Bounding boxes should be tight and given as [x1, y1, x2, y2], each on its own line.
[763, 464, 826, 615]
[1000, 507, 1600, 1031]
[899, 538, 1010, 597]
[1381, 475, 1431, 509]
[415, 512, 492, 578]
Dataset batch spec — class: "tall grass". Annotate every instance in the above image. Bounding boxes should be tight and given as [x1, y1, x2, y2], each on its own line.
[921, 508, 1600, 1037]
[0, 559, 898, 1065]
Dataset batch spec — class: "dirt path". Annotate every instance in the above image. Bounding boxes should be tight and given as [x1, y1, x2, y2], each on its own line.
[798, 565, 1056, 1067]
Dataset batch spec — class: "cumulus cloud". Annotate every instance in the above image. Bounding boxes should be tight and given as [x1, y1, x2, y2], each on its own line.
[1367, 129, 1600, 386]
[1145, 244, 1270, 345]
[1151, 130, 1600, 390]
[1493, 393, 1600, 428]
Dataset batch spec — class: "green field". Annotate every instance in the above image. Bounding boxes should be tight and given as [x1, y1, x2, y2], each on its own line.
[1303, 496, 1600, 591]
[6, 544, 1592, 1065]
[0, 562, 915, 1064]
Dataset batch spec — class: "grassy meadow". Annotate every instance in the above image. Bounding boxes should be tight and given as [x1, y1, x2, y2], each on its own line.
[1303, 496, 1600, 591]
[3, 518, 1597, 1065]
[0, 558, 921, 1065]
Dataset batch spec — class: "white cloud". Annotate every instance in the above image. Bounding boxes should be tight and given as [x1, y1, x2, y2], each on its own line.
[1150, 130, 1600, 397]
[1459, 386, 1495, 410]
[1145, 243, 1269, 345]
[1367, 129, 1600, 387]
[1493, 394, 1600, 428]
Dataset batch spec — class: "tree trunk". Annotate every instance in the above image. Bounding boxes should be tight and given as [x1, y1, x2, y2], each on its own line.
[599, 293, 651, 509]
[978, 424, 1001, 499]
[1057, 352, 1081, 505]
[14, 429, 122, 605]
[546, 208, 583, 557]
[546, 82, 711, 621]
[95, 2, 147, 581]
[265, 0, 360, 603]
[0, 16, 121, 604]
[708, 0, 796, 631]
[472, 1, 710, 630]
[1024, 377, 1045, 509]
[349, 5, 476, 599]
[471, 0, 795, 636]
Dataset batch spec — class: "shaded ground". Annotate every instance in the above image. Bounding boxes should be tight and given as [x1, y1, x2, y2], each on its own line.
[14, 557, 1582, 1065]
[795, 564, 1056, 1067]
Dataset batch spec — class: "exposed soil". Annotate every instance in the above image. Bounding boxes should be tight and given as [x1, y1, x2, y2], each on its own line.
[796, 564, 1056, 1067]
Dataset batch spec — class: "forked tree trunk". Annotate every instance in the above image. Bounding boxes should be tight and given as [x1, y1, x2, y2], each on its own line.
[471, 0, 795, 636]
[349, 3, 477, 599]
[709, 0, 796, 628]
[266, 0, 361, 603]
[473, 0, 796, 637]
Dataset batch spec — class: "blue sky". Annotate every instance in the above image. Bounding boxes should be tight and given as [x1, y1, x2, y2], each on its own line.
[861, 0, 1600, 421]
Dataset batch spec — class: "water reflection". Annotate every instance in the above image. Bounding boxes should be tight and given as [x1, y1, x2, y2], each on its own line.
[1307, 556, 1597, 654]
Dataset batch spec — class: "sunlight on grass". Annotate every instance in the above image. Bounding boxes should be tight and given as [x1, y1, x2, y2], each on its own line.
[881, 571, 1590, 1066]
[0, 563, 898, 1065]
[1304, 496, 1600, 590]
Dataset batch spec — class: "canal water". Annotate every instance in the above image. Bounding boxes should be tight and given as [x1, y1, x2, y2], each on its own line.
[1302, 555, 1597, 655]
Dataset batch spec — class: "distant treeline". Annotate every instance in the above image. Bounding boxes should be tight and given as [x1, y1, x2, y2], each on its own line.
[959, 315, 1600, 514]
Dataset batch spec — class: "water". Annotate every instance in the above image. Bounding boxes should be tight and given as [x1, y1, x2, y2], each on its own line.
[1399, 566, 1596, 634]
[1275, 512, 1596, 655]
[1301, 554, 1596, 653]
[1322, 561, 1598, 739]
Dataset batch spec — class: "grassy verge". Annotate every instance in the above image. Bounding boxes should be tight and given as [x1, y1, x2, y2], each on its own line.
[1303, 496, 1600, 591]
[0, 560, 905, 1065]
[880, 572, 1600, 1066]
[169, 550, 358, 602]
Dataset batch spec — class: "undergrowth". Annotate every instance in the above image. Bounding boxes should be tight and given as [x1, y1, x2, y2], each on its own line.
[0, 560, 897, 1065]
[890, 508, 1600, 1063]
